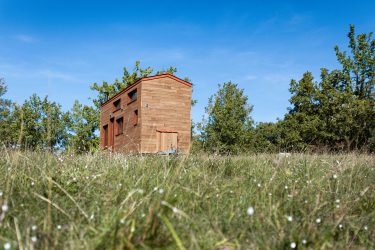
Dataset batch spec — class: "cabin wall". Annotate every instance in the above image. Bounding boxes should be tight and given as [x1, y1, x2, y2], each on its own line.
[140, 77, 192, 153]
[100, 83, 142, 153]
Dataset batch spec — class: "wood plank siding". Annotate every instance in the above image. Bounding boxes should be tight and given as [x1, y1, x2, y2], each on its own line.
[100, 73, 192, 154]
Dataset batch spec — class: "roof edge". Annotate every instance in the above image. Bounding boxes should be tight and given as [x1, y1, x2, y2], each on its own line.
[100, 73, 192, 107]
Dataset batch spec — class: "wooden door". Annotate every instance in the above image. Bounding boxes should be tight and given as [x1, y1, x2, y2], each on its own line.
[158, 132, 178, 152]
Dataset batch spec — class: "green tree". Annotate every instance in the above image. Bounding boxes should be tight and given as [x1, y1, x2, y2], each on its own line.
[13, 94, 68, 150]
[90, 61, 154, 109]
[251, 122, 280, 152]
[0, 78, 15, 146]
[281, 72, 322, 151]
[283, 25, 374, 151]
[201, 82, 253, 154]
[66, 100, 99, 153]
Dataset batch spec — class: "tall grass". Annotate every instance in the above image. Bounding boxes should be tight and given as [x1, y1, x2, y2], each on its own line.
[0, 150, 374, 249]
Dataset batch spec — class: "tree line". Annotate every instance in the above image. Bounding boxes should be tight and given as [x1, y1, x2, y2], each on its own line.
[0, 25, 374, 153]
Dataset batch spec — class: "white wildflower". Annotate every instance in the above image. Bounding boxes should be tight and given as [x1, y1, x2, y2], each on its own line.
[172, 207, 178, 213]
[161, 200, 167, 205]
[4, 242, 11, 250]
[364, 225, 368, 231]
[268, 193, 272, 196]
[316, 218, 321, 224]
[302, 239, 307, 244]
[335, 199, 340, 203]
[31, 225, 37, 231]
[31, 181, 35, 186]
[2, 203, 9, 212]
[153, 187, 158, 191]
[120, 219, 125, 224]
[339, 224, 343, 229]
[290, 242, 296, 248]
[257, 183, 261, 187]
[247, 207, 254, 216]
[287, 215, 293, 222]
[57, 225, 62, 230]
[31, 236, 37, 242]
[333, 174, 337, 179]
[159, 188, 164, 194]
[0, 191, 3, 197]
[285, 185, 288, 190]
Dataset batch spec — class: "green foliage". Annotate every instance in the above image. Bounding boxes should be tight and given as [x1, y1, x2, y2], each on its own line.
[201, 82, 253, 154]
[90, 61, 189, 109]
[251, 122, 280, 152]
[0, 78, 14, 146]
[65, 100, 99, 153]
[10, 94, 68, 150]
[90, 61, 154, 109]
[156, 66, 178, 75]
[0, 151, 374, 249]
[280, 25, 374, 152]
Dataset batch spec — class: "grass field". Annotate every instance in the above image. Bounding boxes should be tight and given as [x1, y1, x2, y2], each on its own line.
[0, 151, 374, 249]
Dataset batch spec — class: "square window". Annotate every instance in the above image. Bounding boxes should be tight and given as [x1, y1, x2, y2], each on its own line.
[113, 99, 121, 111]
[128, 89, 137, 103]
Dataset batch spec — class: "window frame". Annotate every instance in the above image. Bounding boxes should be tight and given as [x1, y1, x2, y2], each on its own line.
[113, 99, 121, 111]
[115, 117, 124, 135]
[133, 110, 138, 126]
[103, 124, 109, 147]
[127, 89, 137, 104]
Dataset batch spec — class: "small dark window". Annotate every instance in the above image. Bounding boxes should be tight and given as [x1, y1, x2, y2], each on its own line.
[113, 99, 121, 111]
[103, 125, 108, 147]
[116, 117, 123, 135]
[133, 110, 138, 126]
[128, 89, 137, 103]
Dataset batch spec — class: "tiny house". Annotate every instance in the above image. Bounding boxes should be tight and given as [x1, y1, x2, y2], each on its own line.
[100, 73, 192, 154]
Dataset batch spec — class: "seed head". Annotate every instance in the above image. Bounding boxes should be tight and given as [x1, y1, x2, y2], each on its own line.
[1, 203, 9, 212]
[247, 207, 254, 216]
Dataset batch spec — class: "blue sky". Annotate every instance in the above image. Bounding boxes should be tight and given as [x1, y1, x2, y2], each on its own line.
[0, 0, 374, 124]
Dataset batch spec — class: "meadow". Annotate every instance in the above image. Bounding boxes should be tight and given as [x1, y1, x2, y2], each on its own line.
[0, 150, 374, 249]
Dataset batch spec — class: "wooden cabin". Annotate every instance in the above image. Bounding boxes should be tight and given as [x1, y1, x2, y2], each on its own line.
[100, 73, 192, 154]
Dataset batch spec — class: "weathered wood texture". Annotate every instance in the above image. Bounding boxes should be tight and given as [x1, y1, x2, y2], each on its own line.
[100, 83, 142, 153]
[141, 77, 191, 153]
[100, 74, 192, 154]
